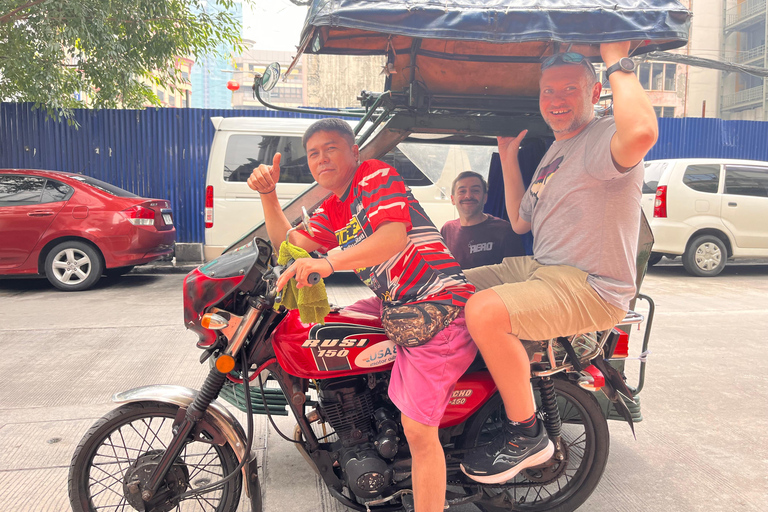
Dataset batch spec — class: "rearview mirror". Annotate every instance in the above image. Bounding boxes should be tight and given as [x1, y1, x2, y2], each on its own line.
[260, 62, 281, 92]
[285, 206, 314, 244]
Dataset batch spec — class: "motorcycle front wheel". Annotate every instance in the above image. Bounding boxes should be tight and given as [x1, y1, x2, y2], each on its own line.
[458, 379, 610, 512]
[69, 401, 242, 512]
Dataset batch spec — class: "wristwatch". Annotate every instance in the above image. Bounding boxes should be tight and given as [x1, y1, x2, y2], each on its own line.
[605, 57, 636, 79]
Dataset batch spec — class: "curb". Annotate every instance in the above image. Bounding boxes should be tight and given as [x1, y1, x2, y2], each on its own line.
[131, 262, 202, 275]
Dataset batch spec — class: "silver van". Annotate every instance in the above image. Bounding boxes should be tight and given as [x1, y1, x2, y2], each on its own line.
[203, 117, 498, 260]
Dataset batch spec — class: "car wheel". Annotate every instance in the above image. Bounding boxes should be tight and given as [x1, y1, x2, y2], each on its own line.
[44, 241, 104, 291]
[103, 265, 135, 278]
[647, 252, 663, 266]
[682, 235, 726, 277]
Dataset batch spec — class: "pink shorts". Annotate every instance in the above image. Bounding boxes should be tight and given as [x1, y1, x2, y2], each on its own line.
[345, 297, 478, 427]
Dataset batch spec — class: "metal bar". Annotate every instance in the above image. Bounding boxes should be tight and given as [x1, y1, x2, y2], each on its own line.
[635, 293, 655, 394]
[355, 105, 395, 147]
[253, 87, 364, 118]
[353, 91, 391, 136]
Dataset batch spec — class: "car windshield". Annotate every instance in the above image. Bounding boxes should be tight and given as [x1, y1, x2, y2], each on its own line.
[70, 175, 139, 198]
[642, 161, 669, 194]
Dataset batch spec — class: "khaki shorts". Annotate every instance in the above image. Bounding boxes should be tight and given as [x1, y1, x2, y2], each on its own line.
[464, 256, 626, 341]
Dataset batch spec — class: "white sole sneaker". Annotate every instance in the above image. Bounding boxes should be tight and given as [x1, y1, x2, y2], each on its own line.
[460, 440, 555, 484]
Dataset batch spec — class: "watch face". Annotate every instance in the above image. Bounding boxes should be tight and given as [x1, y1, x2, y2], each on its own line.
[621, 58, 636, 72]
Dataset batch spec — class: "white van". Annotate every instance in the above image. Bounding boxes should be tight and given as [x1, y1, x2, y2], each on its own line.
[642, 158, 768, 276]
[204, 117, 498, 260]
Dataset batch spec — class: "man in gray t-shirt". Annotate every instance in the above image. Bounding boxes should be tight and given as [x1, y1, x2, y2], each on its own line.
[461, 42, 658, 485]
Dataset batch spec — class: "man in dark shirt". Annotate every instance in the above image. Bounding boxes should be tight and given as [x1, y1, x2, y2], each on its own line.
[441, 171, 525, 269]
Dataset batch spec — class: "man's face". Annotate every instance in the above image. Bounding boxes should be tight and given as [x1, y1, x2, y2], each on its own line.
[539, 65, 601, 139]
[305, 130, 359, 195]
[451, 176, 487, 218]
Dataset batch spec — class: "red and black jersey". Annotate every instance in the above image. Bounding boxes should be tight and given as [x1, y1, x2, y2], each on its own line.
[300, 159, 474, 307]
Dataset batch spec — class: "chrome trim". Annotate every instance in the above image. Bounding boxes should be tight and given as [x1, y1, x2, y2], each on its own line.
[113, 385, 254, 498]
[619, 310, 644, 326]
[225, 305, 261, 357]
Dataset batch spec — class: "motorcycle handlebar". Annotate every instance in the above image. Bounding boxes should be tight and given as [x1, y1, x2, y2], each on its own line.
[267, 259, 321, 288]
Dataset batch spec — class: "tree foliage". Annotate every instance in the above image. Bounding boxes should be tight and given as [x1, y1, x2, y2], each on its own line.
[0, 0, 242, 116]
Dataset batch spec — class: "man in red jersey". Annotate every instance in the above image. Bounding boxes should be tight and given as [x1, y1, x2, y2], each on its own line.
[247, 118, 477, 512]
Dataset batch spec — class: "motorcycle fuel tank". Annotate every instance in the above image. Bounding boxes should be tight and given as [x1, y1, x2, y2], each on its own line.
[272, 309, 397, 379]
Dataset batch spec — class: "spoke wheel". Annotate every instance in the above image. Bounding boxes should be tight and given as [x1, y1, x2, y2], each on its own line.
[69, 402, 241, 512]
[458, 379, 609, 512]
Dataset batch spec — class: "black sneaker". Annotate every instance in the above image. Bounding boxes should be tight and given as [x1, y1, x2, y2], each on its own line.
[460, 422, 555, 484]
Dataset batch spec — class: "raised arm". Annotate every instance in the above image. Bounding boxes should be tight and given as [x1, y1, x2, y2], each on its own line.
[497, 131, 532, 234]
[247, 152, 322, 254]
[602, 42, 659, 169]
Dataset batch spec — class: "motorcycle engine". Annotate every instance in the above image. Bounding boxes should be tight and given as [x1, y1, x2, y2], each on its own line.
[317, 377, 399, 498]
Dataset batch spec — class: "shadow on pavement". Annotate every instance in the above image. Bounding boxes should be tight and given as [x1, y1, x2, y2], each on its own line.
[648, 263, 768, 277]
[0, 274, 162, 292]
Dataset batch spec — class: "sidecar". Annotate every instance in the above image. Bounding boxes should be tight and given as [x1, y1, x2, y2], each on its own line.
[233, 0, 690, 423]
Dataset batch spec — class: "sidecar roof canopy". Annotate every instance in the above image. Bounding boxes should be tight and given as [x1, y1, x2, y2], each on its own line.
[289, 0, 691, 97]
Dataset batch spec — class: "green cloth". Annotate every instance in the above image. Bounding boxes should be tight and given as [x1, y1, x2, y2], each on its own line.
[277, 242, 331, 324]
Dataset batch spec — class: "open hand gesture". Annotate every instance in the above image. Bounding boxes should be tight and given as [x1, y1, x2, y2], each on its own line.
[247, 152, 281, 194]
[497, 130, 528, 161]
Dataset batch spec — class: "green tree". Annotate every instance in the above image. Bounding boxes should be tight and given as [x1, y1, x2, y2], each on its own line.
[0, 0, 242, 117]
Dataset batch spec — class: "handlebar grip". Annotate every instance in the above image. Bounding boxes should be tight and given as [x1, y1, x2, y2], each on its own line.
[307, 272, 321, 285]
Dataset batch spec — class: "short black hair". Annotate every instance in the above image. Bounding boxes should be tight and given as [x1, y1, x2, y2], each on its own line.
[302, 118, 355, 150]
[452, 171, 488, 195]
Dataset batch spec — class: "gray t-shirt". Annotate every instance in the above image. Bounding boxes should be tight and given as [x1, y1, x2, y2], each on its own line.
[520, 116, 642, 311]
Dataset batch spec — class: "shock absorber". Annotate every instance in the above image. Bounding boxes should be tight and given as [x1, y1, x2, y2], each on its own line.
[538, 377, 562, 440]
[187, 367, 228, 420]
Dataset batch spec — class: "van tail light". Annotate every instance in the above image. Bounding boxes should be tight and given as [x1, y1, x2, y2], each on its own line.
[653, 185, 667, 218]
[124, 205, 155, 226]
[205, 185, 214, 228]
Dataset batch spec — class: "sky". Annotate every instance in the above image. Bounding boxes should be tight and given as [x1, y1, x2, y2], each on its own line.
[242, 1, 310, 52]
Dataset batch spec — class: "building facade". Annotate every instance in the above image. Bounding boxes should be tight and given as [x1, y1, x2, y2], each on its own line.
[721, 0, 767, 120]
[230, 47, 308, 109]
[189, 1, 243, 109]
[144, 57, 194, 108]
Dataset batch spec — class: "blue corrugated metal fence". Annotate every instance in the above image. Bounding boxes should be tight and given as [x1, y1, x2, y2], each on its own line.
[0, 103, 344, 243]
[2, 103, 768, 243]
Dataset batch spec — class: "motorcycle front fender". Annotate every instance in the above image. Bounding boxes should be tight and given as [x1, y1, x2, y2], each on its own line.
[113, 384, 261, 510]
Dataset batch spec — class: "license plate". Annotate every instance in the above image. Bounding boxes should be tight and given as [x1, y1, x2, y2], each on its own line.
[163, 213, 173, 225]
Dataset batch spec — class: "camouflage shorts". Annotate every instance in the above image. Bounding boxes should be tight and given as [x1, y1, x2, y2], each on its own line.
[381, 302, 461, 348]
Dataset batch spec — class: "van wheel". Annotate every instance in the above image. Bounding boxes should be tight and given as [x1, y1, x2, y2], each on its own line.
[683, 235, 726, 277]
[44, 241, 103, 291]
[647, 253, 663, 266]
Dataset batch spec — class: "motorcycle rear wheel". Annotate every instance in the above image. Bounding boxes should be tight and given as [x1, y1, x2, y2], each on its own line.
[458, 379, 609, 512]
[69, 401, 242, 512]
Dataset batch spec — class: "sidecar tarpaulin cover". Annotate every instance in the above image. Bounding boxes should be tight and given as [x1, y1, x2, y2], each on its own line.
[289, 0, 691, 97]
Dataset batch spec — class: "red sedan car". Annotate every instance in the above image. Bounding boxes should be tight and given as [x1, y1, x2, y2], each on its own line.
[0, 169, 176, 291]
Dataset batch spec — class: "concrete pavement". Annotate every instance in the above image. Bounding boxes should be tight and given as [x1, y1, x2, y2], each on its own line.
[1, 264, 767, 511]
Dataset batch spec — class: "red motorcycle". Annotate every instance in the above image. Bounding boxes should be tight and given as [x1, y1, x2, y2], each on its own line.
[69, 235, 649, 512]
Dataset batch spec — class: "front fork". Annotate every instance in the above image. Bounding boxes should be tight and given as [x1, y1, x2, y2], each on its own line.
[130, 367, 230, 503]
[134, 296, 272, 504]
[538, 377, 565, 461]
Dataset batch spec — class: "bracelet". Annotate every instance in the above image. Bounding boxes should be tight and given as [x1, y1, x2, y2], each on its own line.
[260, 187, 275, 195]
[324, 257, 335, 274]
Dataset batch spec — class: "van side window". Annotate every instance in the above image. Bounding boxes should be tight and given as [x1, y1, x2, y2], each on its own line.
[725, 166, 768, 198]
[224, 134, 314, 184]
[380, 148, 433, 187]
[682, 164, 720, 194]
[642, 161, 668, 193]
